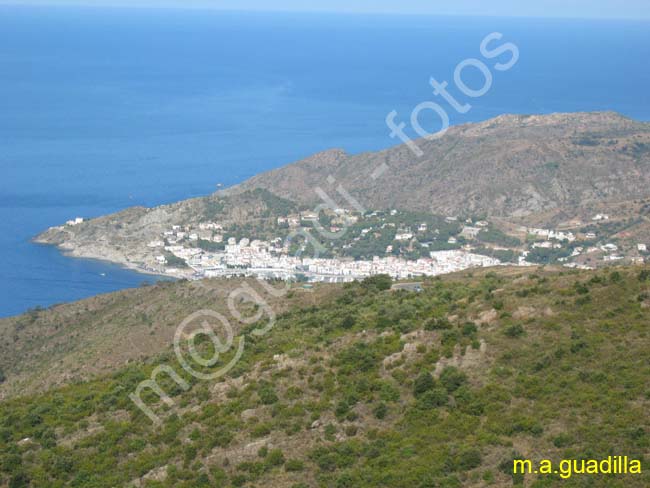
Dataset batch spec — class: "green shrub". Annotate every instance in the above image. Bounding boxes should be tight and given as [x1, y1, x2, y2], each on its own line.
[336, 342, 380, 373]
[251, 424, 272, 438]
[8, 473, 30, 488]
[378, 381, 401, 402]
[425, 317, 453, 330]
[462, 322, 478, 336]
[335, 400, 351, 419]
[552, 434, 572, 448]
[210, 466, 228, 484]
[231, 474, 248, 487]
[373, 402, 388, 419]
[266, 449, 285, 467]
[413, 372, 435, 397]
[456, 448, 482, 470]
[442, 329, 460, 346]
[361, 274, 392, 291]
[336, 473, 355, 488]
[339, 315, 356, 329]
[418, 388, 448, 408]
[504, 324, 525, 338]
[285, 459, 305, 472]
[259, 386, 279, 405]
[439, 367, 467, 393]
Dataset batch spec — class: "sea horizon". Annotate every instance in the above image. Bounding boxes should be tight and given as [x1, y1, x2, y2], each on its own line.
[2, 5, 649, 317]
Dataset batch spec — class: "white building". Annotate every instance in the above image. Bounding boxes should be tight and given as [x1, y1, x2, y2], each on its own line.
[301, 212, 319, 222]
[395, 232, 413, 241]
[603, 255, 623, 262]
[460, 226, 481, 239]
[199, 222, 222, 231]
[66, 217, 84, 226]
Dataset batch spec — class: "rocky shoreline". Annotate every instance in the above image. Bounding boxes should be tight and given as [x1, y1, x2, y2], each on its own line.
[33, 231, 193, 280]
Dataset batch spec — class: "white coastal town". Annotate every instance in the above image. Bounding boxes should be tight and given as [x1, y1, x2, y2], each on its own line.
[56, 207, 649, 283]
[155, 236, 503, 282]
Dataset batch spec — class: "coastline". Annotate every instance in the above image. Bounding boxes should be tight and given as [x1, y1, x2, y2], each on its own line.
[31, 238, 186, 282]
[32, 230, 511, 285]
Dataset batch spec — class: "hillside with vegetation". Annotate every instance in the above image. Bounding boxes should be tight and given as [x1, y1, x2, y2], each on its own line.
[1, 266, 650, 487]
[0, 278, 339, 401]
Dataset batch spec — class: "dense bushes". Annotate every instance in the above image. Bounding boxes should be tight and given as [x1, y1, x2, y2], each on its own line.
[361, 274, 392, 291]
[2, 267, 650, 487]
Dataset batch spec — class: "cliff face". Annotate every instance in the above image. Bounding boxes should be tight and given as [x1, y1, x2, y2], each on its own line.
[220, 112, 650, 218]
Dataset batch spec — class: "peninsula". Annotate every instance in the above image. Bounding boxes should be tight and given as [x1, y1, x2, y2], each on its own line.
[35, 112, 650, 281]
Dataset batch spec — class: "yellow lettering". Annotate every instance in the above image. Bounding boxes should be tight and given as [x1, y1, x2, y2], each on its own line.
[573, 460, 585, 474]
[586, 460, 599, 474]
[630, 460, 642, 474]
[559, 460, 572, 479]
[600, 457, 612, 474]
[539, 460, 552, 474]
[513, 459, 532, 474]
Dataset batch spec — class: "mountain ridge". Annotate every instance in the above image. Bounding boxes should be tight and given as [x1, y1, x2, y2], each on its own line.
[219, 111, 650, 218]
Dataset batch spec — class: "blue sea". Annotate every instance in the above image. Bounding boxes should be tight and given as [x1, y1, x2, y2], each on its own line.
[1, 6, 649, 317]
